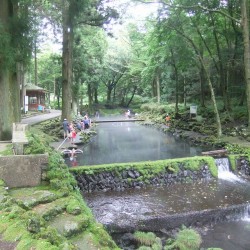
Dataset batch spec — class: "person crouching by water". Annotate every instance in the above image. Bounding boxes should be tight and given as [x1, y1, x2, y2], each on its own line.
[165, 114, 171, 127]
[125, 110, 130, 119]
[83, 115, 91, 129]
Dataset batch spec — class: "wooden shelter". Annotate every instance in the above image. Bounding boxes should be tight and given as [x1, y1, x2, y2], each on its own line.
[24, 84, 48, 111]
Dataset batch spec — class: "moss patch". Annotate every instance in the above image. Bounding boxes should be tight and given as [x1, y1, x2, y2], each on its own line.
[70, 156, 218, 178]
[9, 188, 58, 209]
[48, 213, 90, 238]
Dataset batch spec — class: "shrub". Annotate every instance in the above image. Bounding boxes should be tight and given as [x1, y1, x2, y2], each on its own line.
[165, 226, 202, 250]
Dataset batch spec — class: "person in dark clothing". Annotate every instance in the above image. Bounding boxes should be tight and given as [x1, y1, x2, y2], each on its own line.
[62, 118, 69, 139]
[83, 116, 90, 129]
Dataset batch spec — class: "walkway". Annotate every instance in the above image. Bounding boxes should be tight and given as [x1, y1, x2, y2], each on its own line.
[21, 109, 61, 125]
[0, 110, 61, 154]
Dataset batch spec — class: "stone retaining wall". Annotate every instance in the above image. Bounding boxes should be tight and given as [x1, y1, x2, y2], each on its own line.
[72, 162, 213, 193]
[0, 154, 48, 188]
[72, 156, 250, 193]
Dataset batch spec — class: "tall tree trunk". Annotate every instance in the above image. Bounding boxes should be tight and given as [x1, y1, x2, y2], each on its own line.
[241, 0, 250, 129]
[156, 72, 161, 103]
[107, 85, 112, 103]
[170, 49, 179, 115]
[87, 83, 93, 110]
[0, 0, 20, 140]
[17, 62, 25, 112]
[34, 40, 38, 86]
[94, 87, 98, 104]
[61, 0, 73, 121]
[126, 86, 137, 107]
[199, 66, 206, 107]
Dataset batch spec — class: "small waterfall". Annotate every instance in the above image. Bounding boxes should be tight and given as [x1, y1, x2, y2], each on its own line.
[216, 158, 244, 182]
[242, 204, 250, 221]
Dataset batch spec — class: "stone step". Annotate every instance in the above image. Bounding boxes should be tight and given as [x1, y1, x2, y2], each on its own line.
[48, 213, 90, 238]
[32, 197, 69, 221]
[9, 188, 58, 209]
[70, 233, 100, 250]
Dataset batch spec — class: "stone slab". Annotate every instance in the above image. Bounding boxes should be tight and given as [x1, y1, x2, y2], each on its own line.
[0, 154, 48, 188]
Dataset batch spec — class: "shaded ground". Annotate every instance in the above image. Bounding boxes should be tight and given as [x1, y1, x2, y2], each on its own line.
[0, 235, 18, 250]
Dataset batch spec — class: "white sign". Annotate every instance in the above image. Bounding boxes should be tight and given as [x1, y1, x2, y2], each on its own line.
[24, 96, 29, 113]
[190, 106, 197, 114]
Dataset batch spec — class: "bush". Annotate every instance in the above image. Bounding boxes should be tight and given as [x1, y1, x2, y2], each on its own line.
[165, 226, 202, 250]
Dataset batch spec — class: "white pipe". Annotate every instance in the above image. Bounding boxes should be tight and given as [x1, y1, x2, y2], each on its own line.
[57, 137, 68, 150]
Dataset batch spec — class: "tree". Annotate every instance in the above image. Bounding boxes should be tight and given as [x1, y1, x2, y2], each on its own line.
[0, 0, 33, 140]
[241, 0, 250, 130]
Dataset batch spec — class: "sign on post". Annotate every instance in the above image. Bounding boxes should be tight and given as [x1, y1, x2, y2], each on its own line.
[190, 105, 197, 118]
[24, 96, 28, 113]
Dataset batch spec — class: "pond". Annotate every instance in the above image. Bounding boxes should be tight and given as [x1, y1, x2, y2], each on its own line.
[67, 118, 211, 167]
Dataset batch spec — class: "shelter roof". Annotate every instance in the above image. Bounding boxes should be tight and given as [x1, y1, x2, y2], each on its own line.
[25, 84, 49, 93]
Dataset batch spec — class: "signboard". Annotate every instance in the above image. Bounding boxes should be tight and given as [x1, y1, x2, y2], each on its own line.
[190, 105, 197, 114]
[24, 96, 28, 113]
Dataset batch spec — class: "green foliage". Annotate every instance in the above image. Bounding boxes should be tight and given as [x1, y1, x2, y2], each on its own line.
[138, 231, 156, 246]
[66, 197, 82, 215]
[0, 144, 14, 156]
[36, 227, 66, 247]
[165, 226, 202, 250]
[228, 155, 237, 171]
[225, 143, 250, 155]
[140, 103, 169, 114]
[0, 179, 5, 187]
[24, 129, 52, 154]
[134, 231, 162, 248]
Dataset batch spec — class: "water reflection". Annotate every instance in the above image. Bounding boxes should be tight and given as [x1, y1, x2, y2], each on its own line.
[73, 121, 209, 166]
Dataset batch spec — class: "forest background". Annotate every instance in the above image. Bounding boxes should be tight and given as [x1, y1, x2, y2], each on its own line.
[0, 0, 250, 141]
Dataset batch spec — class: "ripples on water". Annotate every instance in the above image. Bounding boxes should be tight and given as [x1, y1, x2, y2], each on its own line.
[84, 177, 250, 250]
[84, 178, 250, 224]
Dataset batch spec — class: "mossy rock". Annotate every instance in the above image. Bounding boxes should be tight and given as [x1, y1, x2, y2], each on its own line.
[70, 232, 100, 250]
[48, 213, 90, 238]
[66, 198, 82, 215]
[2, 220, 29, 242]
[32, 197, 68, 221]
[9, 188, 58, 209]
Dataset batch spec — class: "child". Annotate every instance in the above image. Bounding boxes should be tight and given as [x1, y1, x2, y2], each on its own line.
[71, 129, 76, 144]
[165, 114, 171, 127]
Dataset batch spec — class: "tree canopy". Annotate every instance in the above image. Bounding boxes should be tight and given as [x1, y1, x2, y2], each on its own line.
[0, 0, 250, 139]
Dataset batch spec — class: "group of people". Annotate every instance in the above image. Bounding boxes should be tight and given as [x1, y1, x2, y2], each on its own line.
[76, 115, 91, 131]
[62, 114, 92, 142]
[62, 119, 77, 143]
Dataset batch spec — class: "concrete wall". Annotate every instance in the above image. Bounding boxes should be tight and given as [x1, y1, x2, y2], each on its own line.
[0, 154, 48, 188]
[12, 123, 29, 155]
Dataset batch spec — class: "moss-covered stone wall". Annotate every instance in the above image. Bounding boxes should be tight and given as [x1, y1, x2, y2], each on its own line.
[70, 156, 218, 192]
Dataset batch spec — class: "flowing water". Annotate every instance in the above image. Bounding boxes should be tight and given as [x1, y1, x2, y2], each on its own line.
[83, 157, 250, 249]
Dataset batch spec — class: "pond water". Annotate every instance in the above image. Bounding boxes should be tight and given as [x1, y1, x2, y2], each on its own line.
[67, 119, 210, 167]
